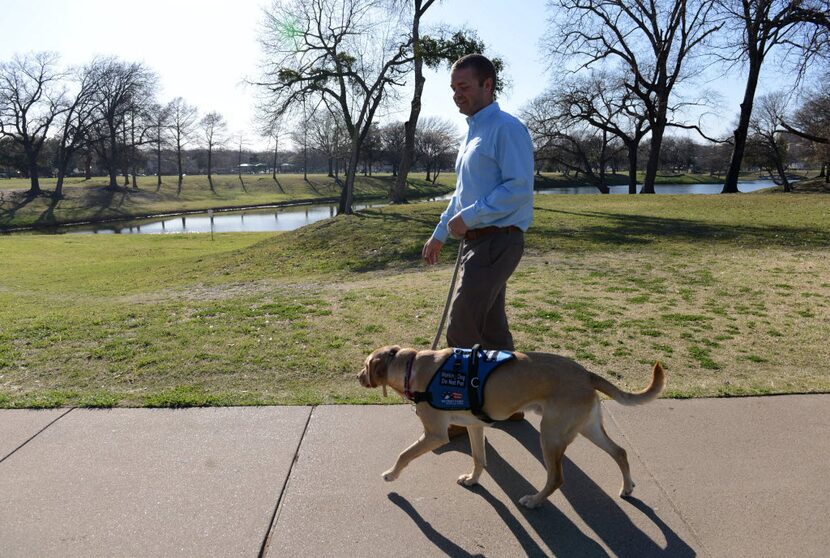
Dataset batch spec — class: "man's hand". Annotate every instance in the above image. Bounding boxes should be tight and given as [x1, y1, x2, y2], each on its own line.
[448, 214, 468, 238]
[422, 237, 444, 265]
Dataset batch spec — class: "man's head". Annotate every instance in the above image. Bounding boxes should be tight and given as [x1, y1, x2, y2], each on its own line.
[450, 54, 496, 117]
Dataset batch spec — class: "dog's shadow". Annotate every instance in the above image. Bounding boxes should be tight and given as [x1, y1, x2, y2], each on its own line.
[390, 421, 696, 557]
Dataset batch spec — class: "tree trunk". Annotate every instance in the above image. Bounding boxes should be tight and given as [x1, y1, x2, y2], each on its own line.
[122, 126, 130, 187]
[107, 131, 119, 189]
[723, 59, 762, 194]
[55, 172, 65, 198]
[27, 158, 41, 195]
[598, 131, 609, 194]
[641, 107, 667, 194]
[626, 140, 638, 194]
[108, 167, 119, 190]
[55, 157, 69, 198]
[156, 141, 162, 191]
[207, 145, 214, 193]
[272, 137, 278, 180]
[390, 1, 427, 204]
[773, 153, 790, 192]
[339, 139, 361, 215]
[176, 139, 183, 196]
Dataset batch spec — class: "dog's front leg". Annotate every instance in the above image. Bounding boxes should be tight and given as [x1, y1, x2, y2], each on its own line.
[382, 432, 448, 482]
[458, 425, 486, 487]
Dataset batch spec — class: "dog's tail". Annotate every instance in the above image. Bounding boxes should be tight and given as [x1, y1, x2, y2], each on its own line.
[589, 362, 666, 406]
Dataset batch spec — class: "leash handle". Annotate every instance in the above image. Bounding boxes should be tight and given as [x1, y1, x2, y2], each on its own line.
[431, 239, 465, 350]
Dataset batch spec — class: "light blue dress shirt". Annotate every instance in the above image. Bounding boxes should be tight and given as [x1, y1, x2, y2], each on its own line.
[431, 102, 534, 243]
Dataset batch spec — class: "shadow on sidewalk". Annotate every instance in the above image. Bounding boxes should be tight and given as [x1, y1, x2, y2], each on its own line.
[390, 420, 696, 557]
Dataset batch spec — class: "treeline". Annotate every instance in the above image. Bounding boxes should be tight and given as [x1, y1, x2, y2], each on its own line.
[2, 1, 829, 207]
[0, 50, 462, 197]
[524, 89, 829, 193]
[255, 0, 829, 209]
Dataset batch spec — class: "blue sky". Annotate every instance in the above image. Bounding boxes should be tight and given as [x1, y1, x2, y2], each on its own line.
[1, 0, 783, 149]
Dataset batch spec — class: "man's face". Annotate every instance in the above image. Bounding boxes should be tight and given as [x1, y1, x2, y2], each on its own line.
[450, 67, 493, 117]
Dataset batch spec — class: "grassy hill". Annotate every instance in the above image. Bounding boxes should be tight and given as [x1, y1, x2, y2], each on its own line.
[1, 192, 828, 408]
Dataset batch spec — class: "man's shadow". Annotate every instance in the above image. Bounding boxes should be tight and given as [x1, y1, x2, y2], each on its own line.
[389, 420, 696, 557]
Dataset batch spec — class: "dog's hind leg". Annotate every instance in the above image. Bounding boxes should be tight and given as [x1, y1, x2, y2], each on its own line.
[580, 401, 634, 497]
[458, 425, 486, 487]
[519, 411, 578, 509]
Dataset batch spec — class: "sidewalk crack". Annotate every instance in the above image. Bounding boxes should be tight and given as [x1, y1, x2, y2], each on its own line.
[604, 402, 713, 558]
[257, 405, 315, 558]
[0, 407, 75, 465]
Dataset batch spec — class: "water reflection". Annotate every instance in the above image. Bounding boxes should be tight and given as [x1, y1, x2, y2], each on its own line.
[67, 180, 776, 235]
[77, 201, 376, 235]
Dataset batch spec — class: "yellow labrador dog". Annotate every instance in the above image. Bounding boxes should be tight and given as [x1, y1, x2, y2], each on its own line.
[358, 345, 665, 509]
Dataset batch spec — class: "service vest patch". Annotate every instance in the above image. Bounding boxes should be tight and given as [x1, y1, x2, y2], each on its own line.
[417, 348, 515, 411]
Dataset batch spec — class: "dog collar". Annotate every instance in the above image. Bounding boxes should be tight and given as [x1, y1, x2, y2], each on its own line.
[403, 353, 416, 401]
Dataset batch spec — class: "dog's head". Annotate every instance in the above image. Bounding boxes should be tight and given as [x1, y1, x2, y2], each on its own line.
[357, 345, 401, 397]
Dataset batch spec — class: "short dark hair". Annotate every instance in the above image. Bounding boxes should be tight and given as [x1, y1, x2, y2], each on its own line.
[452, 53, 497, 94]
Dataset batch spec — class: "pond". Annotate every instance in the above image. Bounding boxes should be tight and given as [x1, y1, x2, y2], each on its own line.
[58, 179, 776, 235]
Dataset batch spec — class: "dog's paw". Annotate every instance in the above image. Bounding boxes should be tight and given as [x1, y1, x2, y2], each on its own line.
[620, 481, 635, 498]
[457, 473, 479, 487]
[381, 469, 399, 482]
[518, 494, 544, 509]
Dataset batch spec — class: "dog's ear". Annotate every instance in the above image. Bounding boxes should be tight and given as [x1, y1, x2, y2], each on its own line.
[370, 345, 401, 381]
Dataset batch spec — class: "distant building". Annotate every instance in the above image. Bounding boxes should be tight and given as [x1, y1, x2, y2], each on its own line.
[236, 163, 268, 174]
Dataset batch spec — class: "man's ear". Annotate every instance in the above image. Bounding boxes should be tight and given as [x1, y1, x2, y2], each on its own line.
[483, 77, 494, 95]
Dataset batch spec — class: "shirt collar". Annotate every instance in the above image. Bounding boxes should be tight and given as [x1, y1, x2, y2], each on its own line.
[466, 101, 500, 127]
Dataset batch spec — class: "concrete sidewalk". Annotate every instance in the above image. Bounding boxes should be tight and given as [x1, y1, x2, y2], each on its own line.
[1, 395, 828, 557]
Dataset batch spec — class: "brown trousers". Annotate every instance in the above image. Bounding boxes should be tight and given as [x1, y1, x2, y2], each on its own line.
[446, 229, 524, 351]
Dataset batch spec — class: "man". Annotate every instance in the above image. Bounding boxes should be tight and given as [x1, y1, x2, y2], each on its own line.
[422, 53, 534, 353]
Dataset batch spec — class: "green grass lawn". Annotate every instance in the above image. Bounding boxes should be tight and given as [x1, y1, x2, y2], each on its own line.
[1, 192, 829, 408]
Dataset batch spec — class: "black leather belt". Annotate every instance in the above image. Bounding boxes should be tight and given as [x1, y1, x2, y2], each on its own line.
[464, 225, 521, 241]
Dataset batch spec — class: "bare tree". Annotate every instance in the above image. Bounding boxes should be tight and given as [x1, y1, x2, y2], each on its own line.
[87, 58, 156, 190]
[548, 0, 721, 193]
[380, 121, 405, 176]
[744, 91, 792, 190]
[53, 64, 100, 198]
[716, 0, 827, 193]
[781, 83, 830, 182]
[144, 102, 171, 191]
[522, 93, 622, 193]
[257, 0, 412, 214]
[259, 115, 286, 187]
[235, 131, 248, 189]
[545, 70, 651, 193]
[388, 0, 437, 202]
[301, 109, 348, 178]
[166, 96, 198, 194]
[200, 111, 227, 192]
[360, 123, 382, 175]
[414, 116, 457, 182]
[0, 52, 66, 195]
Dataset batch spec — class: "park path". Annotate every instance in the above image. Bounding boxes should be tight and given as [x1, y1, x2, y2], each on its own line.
[1, 395, 828, 557]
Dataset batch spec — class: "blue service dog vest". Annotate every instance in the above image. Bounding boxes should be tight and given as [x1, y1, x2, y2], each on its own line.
[412, 347, 515, 420]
